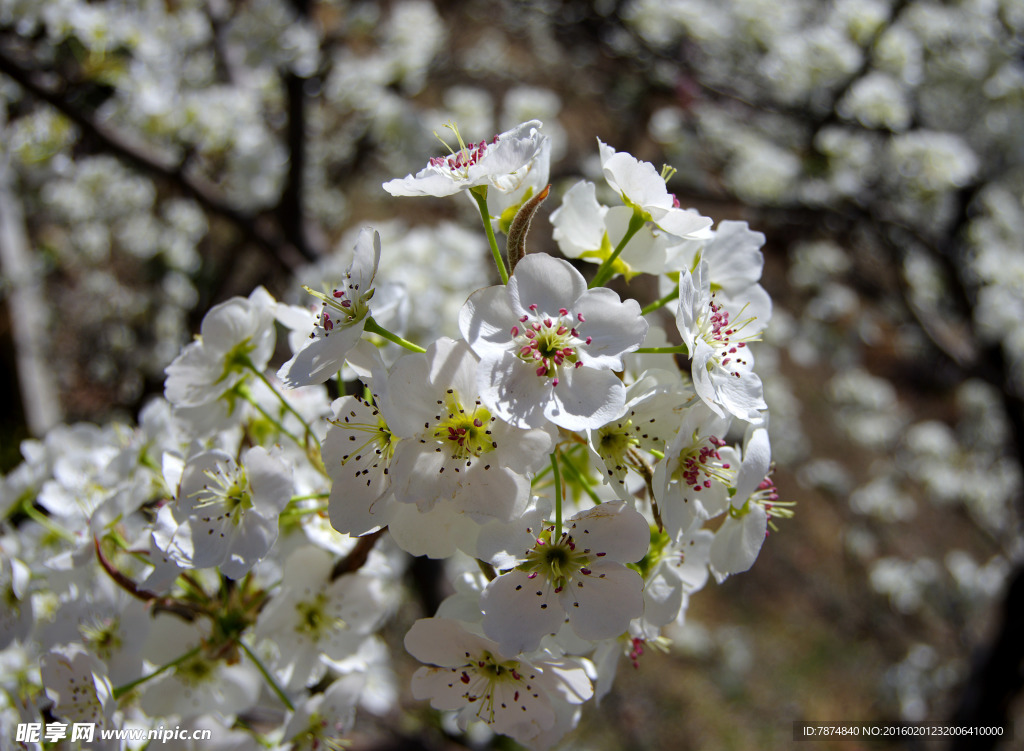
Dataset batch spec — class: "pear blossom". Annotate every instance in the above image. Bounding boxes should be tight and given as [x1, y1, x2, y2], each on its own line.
[154, 446, 293, 579]
[653, 401, 735, 535]
[164, 286, 277, 409]
[598, 139, 713, 240]
[664, 220, 767, 298]
[405, 617, 592, 747]
[638, 520, 714, 634]
[278, 228, 384, 388]
[551, 179, 675, 279]
[709, 428, 779, 582]
[40, 644, 115, 728]
[385, 337, 553, 520]
[676, 260, 771, 425]
[282, 673, 366, 751]
[255, 546, 386, 691]
[480, 501, 649, 654]
[460, 253, 648, 431]
[322, 393, 398, 537]
[383, 120, 548, 199]
[586, 374, 687, 501]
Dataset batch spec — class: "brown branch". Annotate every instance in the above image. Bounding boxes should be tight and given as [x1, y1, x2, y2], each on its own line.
[330, 527, 387, 580]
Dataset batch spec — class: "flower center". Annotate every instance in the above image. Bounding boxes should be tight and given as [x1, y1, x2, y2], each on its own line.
[428, 120, 500, 181]
[512, 305, 591, 386]
[521, 528, 594, 592]
[294, 593, 346, 642]
[675, 434, 732, 492]
[696, 295, 760, 376]
[193, 464, 252, 524]
[431, 393, 496, 461]
[456, 650, 528, 723]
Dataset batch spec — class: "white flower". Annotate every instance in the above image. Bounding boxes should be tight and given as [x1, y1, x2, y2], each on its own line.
[653, 401, 734, 536]
[551, 179, 675, 279]
[598, 139, 712, 240]
[383, 120, 548, 198]
[278, 228, 383, 388]
[664, 220, 766, 298]
[155, 446, 293, 579]
[480, 501, 649, 654]
[460, 253, 648, 431]
[709, 428, 777, 582]
[639, 520, 713, 633]
[283, 673, 366, 751]
[255, 547, 386, 691]
[405, 617, 592, 747]
[41, 644, 115, 727]
[586, 374, 686, 501]
[164, 286, 276, 408]
[676, 260, 770, 425]
[385, 337, 553, 520]
[322, 393, 398, 537]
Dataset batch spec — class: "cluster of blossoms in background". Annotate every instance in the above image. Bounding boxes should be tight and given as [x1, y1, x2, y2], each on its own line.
[0, 119, 784, 749]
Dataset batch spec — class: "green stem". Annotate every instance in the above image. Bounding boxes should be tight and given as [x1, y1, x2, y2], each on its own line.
[559, 452, 602, 506]
[471, 186, 509, 284]
[244, 360, 316, 442]
[551, 452, 563, 540]
[364, 317, 425, 353]
[635, 344, 690, 355]
[279, 503, 329, 519]
[239, 639, 295, 712]
[20, 500, 76, 543]
[590, 210, 646, 288]
[237, 384, 305, 451]
[112, 645, 201, 700]
[641, 287, 679, 316]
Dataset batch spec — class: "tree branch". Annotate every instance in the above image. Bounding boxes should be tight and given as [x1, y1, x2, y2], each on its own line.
[0, 45, 310, 272]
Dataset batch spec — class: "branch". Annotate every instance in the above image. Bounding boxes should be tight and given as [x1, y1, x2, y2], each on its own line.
[0, 45, 309, 272]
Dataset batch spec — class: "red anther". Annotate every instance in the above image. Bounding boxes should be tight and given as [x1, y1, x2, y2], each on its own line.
[322, 312, 333, 331]
[333, 289, 344, 298]
[520, 314, 529, 323]
[536, 365, 548, 377]
[579, 568, 592, 575]
[461, 672, 471, 684]
[577, 313, 585, 322]
[511, 326, 520, 337]
[473, 418, 483, 427]
[559, 308, 569, 316]
[585, 336, 592, 344]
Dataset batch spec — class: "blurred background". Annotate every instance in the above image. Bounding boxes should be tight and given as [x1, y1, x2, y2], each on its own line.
[1, 0, 1022, 748]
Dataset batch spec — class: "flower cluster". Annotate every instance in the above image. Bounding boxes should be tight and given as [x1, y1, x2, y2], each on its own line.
[1, 120, 786, 750]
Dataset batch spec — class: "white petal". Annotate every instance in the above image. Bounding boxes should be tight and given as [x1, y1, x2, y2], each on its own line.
[546, 367, 626, 431]
[562, 560, 644, 641]
[550, 180, 607, 258]
[405, 617, 504, 666]
[507, 254, 587, 318]
[276, 322, 364, 388]
[482, 569, 564, 655]
[709, 504, 768, 581]
[477, 351, 553, 429]
[460, 285, 518, 358]
[565, 501, 650, 562]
